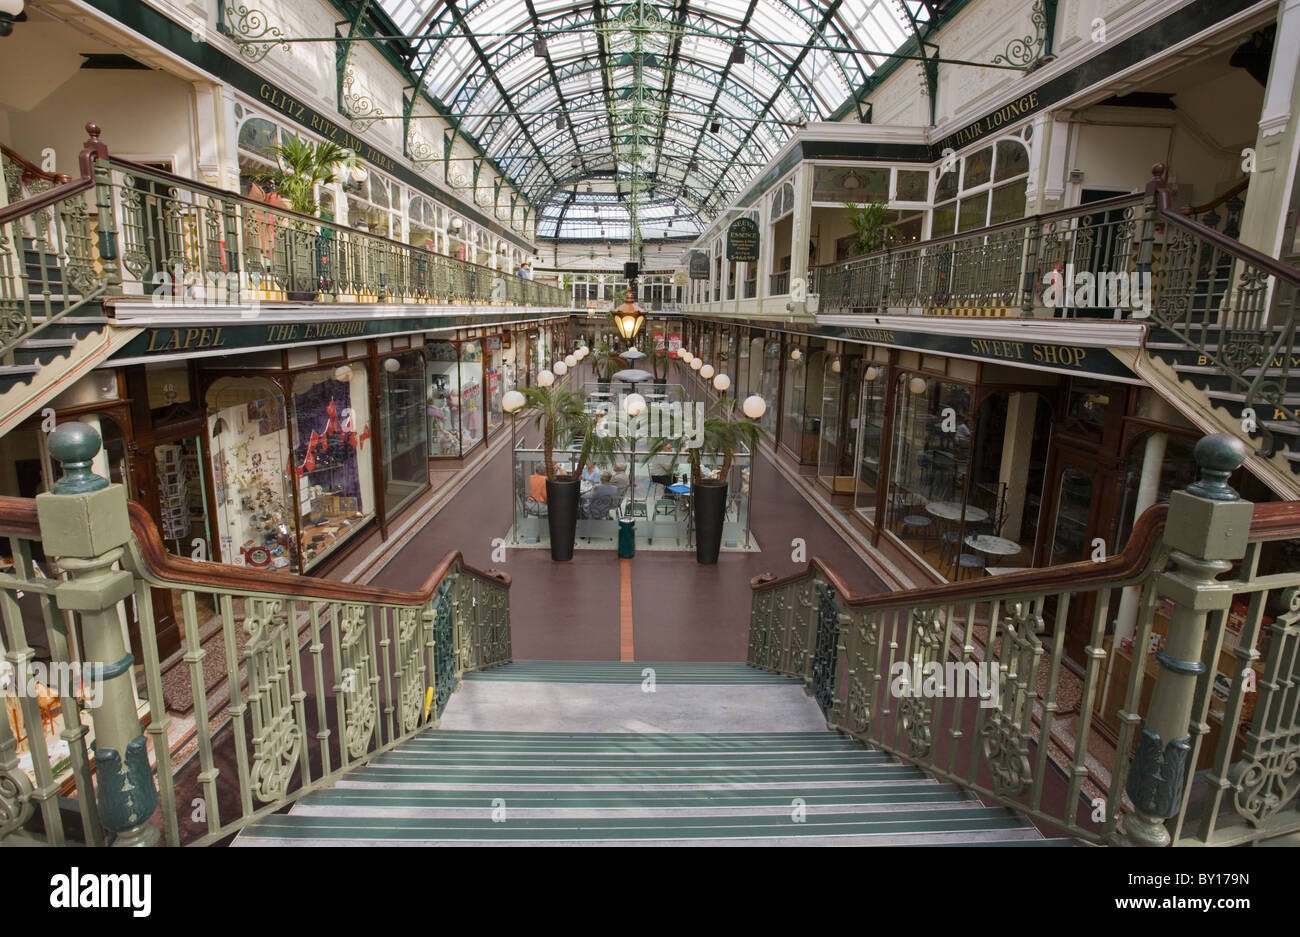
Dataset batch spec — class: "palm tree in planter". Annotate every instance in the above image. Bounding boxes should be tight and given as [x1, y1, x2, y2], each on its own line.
[844, 200, 897, 257]
[268, 135, 363, 299]
[518, 384, 619, 561]
[648, 397, 767, 564]
[589, 348, 624, 393]
[639, 337, 669, 387]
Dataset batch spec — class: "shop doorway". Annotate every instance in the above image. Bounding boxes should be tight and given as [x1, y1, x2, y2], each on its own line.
[818, 352, 864, 493]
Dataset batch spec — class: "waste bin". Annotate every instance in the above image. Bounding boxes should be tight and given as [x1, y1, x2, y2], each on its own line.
[617, 518, 636, 558]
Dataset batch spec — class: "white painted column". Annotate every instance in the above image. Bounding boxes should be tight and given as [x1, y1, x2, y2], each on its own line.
[1232, 0, 1300, 289]
[1114, 430, 1168, 644]
[757, 191, 773, 308]
[789, 162, 814, 308]
[997, 392, 1038, 539]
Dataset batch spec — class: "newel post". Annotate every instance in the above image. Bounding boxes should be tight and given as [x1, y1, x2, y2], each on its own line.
[1121, 434, 1252, 847]
[36, 423, 158, 846]
[82, 123, 123, 297]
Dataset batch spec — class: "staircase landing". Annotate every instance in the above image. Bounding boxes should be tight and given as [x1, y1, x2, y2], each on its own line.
[233, 662, 1074, 846]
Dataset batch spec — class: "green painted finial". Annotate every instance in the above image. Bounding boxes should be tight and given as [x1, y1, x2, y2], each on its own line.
[48, 422, 109, 494]
[1185, 433, 1248, 502]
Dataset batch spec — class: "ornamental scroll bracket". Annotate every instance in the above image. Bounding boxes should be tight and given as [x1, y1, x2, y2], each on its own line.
[341, 65, 387, 134]
[991, 0, 1054, 70]
[217, 3, 291, 64]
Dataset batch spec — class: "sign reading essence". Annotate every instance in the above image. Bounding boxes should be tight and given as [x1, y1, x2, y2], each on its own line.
[726, 218, 760, 263]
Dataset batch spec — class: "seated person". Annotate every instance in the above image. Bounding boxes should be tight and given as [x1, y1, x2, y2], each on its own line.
[580, 461, 601, 485]
[582, 472, 618, 519]
[648, 447, 674, 490]
[527, 472, 548, 503]
[610, 463, 630, 499]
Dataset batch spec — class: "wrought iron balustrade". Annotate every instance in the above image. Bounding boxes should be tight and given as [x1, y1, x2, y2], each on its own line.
[770, 271, 789, 296]
[817, 190, 1145, 318]
[0, 424, 511, 847]
[749, 434, 1300, 846]
[104, 158, 567, 309]
[0, 142, 111, 364]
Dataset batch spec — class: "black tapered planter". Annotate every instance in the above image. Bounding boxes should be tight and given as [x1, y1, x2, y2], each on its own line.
[693, 482, 729, 565]
[545, 478, 580, 561]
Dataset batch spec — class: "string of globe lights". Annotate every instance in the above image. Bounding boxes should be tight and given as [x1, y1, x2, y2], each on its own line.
[673, 347, 767, 422]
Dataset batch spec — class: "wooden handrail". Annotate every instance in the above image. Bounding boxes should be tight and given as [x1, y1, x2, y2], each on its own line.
[0, 495, 508, 603]
[1148, 163, 1300, 289]
[1, 143, 72, 186]
[108, 155, 561, 295]
[817, 190, 1144, 271]
[754, 499, 1300, 609]
[0, 176, 94, 228]
[1181, 176, 1249, 216]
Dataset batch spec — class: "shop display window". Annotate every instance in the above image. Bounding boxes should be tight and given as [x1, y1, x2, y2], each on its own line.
[290, 364, 376, 570]
[381, 350, 430, 517]
[427, 342, 462, 456]
[426, 341, 484, 455]
[207, 377, 297, 572]
[854, 369, 887, 519]
[886, 376, 973, 571]
[486, 336, 504, 435]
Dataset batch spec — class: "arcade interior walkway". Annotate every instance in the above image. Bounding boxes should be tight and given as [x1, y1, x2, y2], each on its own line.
[368, 364, 887, 662]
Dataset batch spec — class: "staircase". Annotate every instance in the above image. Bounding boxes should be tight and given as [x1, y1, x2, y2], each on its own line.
[1, 236, 110, 392]
[234, 662, 1071, 846]
[1137, 326, 1300, 495]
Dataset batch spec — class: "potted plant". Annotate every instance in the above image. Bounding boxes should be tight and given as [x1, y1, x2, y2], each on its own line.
[648, 398, 767, 564]
[590, 349, 624, 394]
[269, 136, 363, 300]
[518, 384, 618, 561]
[640, 337, 668, 387]
[844, 200, 897, 257]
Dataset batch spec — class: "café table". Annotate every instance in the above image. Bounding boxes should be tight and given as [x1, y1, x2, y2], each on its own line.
[926, 501, 989, 523]
[964, 534, 1022, 557]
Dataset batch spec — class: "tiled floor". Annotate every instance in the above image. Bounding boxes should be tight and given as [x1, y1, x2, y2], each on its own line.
[369, 397, 889, 662]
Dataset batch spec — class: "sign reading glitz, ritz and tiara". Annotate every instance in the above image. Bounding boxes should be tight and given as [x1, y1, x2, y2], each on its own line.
[143, 321, 370, 353]
[258, 83, 397, 173]
[934, 91, 1041, 156]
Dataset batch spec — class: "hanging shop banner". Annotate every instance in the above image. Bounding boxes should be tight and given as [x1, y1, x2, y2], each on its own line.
[688, 252, 710, 279]
[668, 333, 681, 352]
[726, 218, 760, 263]
[671, 269, 689, 287]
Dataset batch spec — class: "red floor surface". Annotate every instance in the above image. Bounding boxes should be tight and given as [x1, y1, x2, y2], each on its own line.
[370, 370, 887, 662]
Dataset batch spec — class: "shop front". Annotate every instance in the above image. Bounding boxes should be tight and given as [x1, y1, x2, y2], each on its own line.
[426, 339, 486, 458]
[204, 348, 379, 573]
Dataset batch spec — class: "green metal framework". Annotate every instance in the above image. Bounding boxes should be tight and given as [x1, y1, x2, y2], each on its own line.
[242, 1, 1048, 238]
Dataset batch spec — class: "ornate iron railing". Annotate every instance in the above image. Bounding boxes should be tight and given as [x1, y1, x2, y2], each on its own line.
[1, 124, 569, 342]
[0, 148, 108, 364]
[749, 435, 1300, 846]
[817, 190, 1145, 317]
[101, 156, 568, 309]
[0, 424, 510, 847]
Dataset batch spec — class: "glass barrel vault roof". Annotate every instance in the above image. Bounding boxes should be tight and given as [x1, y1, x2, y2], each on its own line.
[374, 0, 942, 239]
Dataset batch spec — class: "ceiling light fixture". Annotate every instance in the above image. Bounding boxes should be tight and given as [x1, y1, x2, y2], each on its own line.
[709, 120, 721, 134]
[730, 41, 746, 65]
[533, 36, 548, 57]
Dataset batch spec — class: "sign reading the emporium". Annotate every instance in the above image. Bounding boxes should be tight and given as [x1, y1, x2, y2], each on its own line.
[726, 218, 760, 263]
[688, 252, 710, 280]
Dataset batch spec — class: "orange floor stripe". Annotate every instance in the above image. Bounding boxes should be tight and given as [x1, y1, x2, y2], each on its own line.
[619, 558, 635, 661]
